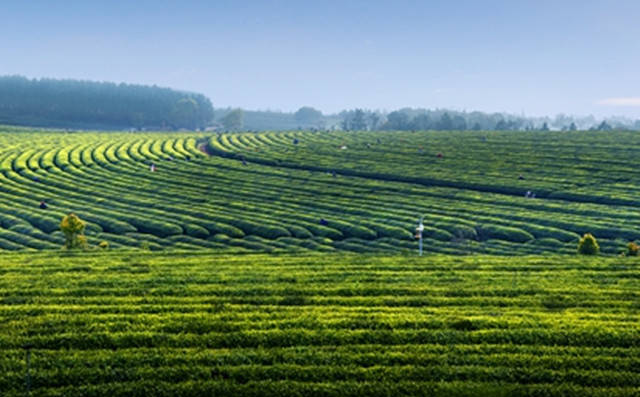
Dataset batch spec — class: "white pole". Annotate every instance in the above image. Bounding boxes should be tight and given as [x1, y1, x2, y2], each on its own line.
[417, 217, 424, 256]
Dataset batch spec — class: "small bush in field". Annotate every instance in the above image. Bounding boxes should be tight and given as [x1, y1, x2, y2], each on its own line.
[60, 213, 87, 250]
[627, 242, 639, 256]
[577, 233, 599, 255]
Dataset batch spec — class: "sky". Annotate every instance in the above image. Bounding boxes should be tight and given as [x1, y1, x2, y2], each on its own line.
[1, 0, 639, 118]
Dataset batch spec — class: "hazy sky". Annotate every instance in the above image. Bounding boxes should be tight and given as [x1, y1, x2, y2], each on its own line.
[1, 0, 639, 117]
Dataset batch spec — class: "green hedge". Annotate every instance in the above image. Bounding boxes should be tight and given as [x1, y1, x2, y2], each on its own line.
[476, 224, 534, 243]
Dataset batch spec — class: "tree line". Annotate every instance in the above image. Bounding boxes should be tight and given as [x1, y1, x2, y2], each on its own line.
[213, 106, 640, 132]
[0, 75, 214, 130]
[339, 108, 640, 132]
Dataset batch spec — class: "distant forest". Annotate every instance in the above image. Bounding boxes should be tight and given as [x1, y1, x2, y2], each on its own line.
[0, 76, 213, 130]
[215, 106, 640, 132]
[1, 75, 638, 132]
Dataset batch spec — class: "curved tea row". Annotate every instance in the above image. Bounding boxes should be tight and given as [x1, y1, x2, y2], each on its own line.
[0, 129, 637, 254]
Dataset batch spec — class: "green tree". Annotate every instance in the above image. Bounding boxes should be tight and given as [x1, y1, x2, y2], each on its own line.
[577, 233, 599, 255]
[60, 213, 87, 250]
[384, 111, 410, 130]
[597, 121, 612, 131]
[436, 113, 454, 130]
[495, 119, 507, 130]
[411, 114, 431, 130]
[350, 109, 367, 130]
[221, 109, 244, 131]
[569, 122, 577, 131]
[368, 113, 381, 130]
[294, 106, 324, 127]
[170, 98, 199, 130]
[452, 115, 467, 130]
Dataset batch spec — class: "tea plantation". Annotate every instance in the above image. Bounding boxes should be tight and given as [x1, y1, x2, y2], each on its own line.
[0, 252, 639, 396]
[0, 128, 639, 254]
[1, 128, 640, 396]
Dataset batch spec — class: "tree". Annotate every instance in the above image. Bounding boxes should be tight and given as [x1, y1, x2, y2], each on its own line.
[569, 122, 577, 131]
[221, 109, 244, 131]
[452, 115, 467, 130]
[350, 109, 367, 130]
[60, 213, 87, 250]
[294, 106, 324, 127]
[411, 114, 431, 130]
[437, 113, 453, 130]
[368, 113, 381, 131]
[540, 122, 550, 131]
[170, 98, 199, 130]
[577, 233, 599, 255]
[341, 109, 367, 131]
[384, 111, 410, 130]
[597, 121, 612, 131]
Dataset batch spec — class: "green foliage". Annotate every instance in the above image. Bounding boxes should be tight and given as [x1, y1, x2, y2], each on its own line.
[0, 75, 213, 130]
[476, 224, 534, 243]
[627, 242, 639, 256]
[0, 129, 638, 255]
[0, 253, 637, 395]
[294, 106, 324, 127]
[184, 223, 210, 239]
[60, 213, 87, 250]
[98, 240, 109, 250]
[220, 108, 244, 131]
[578, 233, 600, 255]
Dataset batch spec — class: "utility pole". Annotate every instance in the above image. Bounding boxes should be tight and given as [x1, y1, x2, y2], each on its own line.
[416, 217, 424, 256]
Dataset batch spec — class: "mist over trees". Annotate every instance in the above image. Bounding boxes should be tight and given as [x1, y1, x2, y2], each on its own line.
[212, 106, 640, 132]
[0, 75, 214, 130]
[339, 108, 640, 132]
[220, 109, 245, 131]
[0, 75, 637, 132]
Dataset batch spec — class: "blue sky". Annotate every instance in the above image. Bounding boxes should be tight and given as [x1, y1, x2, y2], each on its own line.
[1, 0, 639, 117]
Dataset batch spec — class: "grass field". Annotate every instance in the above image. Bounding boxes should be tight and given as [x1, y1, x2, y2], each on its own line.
[1, 251, 639, 396]
[0, 128, 639, 254]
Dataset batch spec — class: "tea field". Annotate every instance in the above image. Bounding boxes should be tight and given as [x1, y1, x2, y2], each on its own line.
[1, 129, 640, 396]
[0, 128, 640, 254]
[0, 252, 639, 396]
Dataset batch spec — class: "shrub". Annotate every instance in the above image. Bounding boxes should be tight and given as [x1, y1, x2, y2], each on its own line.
[184, 223, 210, 238]
[60, 213, 87, 250]
[286, 224, 313, 239]
[476, 224, 534, 243]
[627, 242, 639, 256]
[577, 233, 599, 255]
[449, 318, 478, 331]
[98, 241, 109, 250]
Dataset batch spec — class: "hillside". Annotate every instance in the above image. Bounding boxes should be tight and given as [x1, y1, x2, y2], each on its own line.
[0, 128, 638, 254]
[1, 252, 638, 396]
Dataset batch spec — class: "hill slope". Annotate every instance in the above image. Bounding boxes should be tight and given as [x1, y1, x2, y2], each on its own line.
[0, 128, 638, 254]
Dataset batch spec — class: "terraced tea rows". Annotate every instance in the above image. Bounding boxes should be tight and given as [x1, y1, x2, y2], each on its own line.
[0, 129, 638, 254]
[1, 252, 639, 396]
